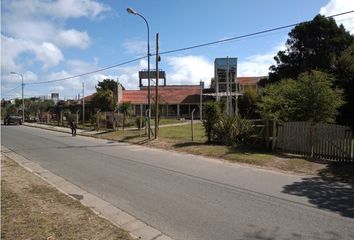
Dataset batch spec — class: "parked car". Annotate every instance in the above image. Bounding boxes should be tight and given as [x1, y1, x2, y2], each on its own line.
[4, 114, 23, 125]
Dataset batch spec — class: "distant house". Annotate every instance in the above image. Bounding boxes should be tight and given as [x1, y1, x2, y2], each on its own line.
[120, 84, 211, 119]
[81, 60, 265, 119]
[82, 75, 265, 119]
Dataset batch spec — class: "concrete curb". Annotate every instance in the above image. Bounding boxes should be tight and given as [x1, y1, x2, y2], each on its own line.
[1, 146, 173, 240]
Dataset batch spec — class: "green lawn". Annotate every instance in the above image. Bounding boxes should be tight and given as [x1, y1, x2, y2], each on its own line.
[159, 122, 205, 142]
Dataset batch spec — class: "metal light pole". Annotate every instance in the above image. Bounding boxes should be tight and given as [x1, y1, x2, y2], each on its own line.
[11, 72, 24, 123]
[127, 7, 151, 139]
[82, 82, 85, 125]
[155, 33, 159, 139]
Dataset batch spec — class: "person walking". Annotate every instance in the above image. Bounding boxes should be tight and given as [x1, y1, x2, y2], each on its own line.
[70, 119, 77, 136]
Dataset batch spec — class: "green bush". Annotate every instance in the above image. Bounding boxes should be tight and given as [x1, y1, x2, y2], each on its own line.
[202, 101, 221, 143]
[214, 115, 254, 146]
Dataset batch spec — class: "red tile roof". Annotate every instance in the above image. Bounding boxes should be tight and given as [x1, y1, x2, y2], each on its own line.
[122, 86, 201, 104]
[238, 76, 265, 85]
[82, 94, 95, 102]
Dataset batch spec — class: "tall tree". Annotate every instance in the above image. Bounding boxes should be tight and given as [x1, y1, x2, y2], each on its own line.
[237, 88, 259, 119]
[264, 15, 353, 85]
[334, 42, 354, 128]
[258, 71, 344, 123]
[96, 79, 118, 93]
[91, 90, 115, 111]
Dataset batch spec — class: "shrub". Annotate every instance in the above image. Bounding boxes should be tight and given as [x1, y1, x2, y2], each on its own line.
[202, 101, 221, 143]
[214, 115, 254, 146]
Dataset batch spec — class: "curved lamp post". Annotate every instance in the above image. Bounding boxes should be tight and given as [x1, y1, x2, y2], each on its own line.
[127, 7, 151, 139]
[10, 72, 24, 123]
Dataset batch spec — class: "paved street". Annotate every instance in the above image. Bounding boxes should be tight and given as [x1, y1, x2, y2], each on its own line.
[2, 125, 354, 240]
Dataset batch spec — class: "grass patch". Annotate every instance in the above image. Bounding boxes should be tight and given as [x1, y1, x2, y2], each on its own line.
[159, 122, 206, 143]
[158, 118, 186, 125]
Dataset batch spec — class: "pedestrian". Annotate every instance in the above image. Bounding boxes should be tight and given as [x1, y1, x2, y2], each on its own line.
[70, 119, 77, 136]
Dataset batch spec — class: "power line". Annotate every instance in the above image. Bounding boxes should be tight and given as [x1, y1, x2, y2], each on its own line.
[28, 56, 147, 85]
[1, 84, 22, 96]
[20, 10, 354, 86]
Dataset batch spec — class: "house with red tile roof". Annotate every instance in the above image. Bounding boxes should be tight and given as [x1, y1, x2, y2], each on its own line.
[82, 65, 265, 119]
[120, 84, 210, 119]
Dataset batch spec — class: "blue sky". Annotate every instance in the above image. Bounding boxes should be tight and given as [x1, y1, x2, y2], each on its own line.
[1, 0, 353, 100]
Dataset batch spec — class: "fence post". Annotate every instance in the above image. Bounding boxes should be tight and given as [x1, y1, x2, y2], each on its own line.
[60, 110, 63, 126]
[265, 119, 270, 150]
[191, 108, 195, 142]
[105, 112, 107, 129]
[140, 105, 143, 136]
[145, 109, 149, 135]
[272, 121, 277, 151]
[96, 110, 100, 130]
[76, 110, 79, 126]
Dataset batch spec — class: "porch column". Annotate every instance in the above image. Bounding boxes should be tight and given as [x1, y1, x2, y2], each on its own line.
[177, 104, 180, 117]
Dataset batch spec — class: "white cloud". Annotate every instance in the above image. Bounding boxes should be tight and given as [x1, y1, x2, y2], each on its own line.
[34, 42, 64, 69]
[165, 56, 214, 86]
[2, 0, 111, 20]
[122, 39, 148, 55]
[320, 0, 354, 33]
[47, 0, 111, 19]
[116, 60, 148, 89]
[1, 35, 64, 71]
[5, 20, 57, 43]
[57, 29, 90, 49]
[66, 58, 99, 74]
[238, 43, 286, 77]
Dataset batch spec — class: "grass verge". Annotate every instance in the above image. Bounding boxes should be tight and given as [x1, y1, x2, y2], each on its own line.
[1, 155, 134, 240]
[98, 123, 326, 175]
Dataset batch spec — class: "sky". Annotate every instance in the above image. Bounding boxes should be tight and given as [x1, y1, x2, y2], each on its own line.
[1, 0, 354, 100]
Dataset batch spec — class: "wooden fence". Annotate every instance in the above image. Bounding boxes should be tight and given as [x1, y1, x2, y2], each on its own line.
[277, 122, 353, 161]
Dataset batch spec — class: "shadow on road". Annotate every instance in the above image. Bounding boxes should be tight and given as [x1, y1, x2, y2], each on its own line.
[173, 142, 205, 148]
[282, 162, 354, 218]
[240, 225, 348, 240]
[56, 143, 129, 149]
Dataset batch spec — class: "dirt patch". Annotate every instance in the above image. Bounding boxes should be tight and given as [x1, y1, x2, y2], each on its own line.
[1, 155, 134, 240]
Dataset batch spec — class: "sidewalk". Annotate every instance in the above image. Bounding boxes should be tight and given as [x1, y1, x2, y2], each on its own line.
[24, 122, 105, 136]
[23, 120, 197, 135]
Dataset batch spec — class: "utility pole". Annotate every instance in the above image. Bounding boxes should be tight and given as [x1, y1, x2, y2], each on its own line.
[155, 33, 159, 139]
[22, 75, 24, 122]
[116, 78, 119, 106]
[82, 82, 85, 125]
[10, 72, 24, 123]
[200, 80, 203, 121]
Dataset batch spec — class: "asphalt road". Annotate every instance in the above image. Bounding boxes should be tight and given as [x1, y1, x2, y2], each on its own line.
[2, 125, 354, 240]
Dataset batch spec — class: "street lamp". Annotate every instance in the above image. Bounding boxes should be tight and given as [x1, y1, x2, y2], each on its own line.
[10, 72, 24, 124]
[127, 7, 152, 139]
